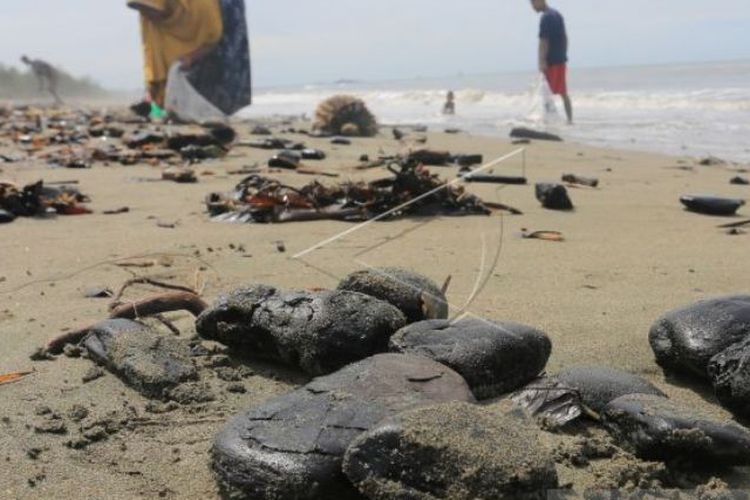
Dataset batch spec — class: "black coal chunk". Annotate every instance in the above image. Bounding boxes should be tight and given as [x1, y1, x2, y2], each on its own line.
[343, 402, 558, 500]
[0, 209, 16, 224]
[535, 183, 574, 210]
[211, 353, 474, 500]
[709, 336, 750, 418]
[83, 319, 198, 399]
[337, 267, 448, 322]
[557, 365, 666, 412]
[649, 295, 750, 378]
[602, 393, 750, 466]
[196, 285, 407, 375]
[389, 318, 551, 399]
[510, 127, 563, 142]
[680, 195, 745, 216]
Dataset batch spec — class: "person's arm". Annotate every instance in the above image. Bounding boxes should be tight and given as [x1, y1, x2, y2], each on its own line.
[539, 39, 549, 73]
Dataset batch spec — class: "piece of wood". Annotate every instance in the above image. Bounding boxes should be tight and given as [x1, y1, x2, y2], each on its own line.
[110, 292, 208, 320]
[0, 370, 33, 386]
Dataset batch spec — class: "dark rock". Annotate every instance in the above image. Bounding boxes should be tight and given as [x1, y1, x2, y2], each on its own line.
[649, 295, 750, 378]
[536, 183, 574, 210]
[196, 285, 407, 375]
[337, 267, 448, 322]
[680, 195, 745, 216]
[389, 318, 551, 399]
[407, 149, 452, 166]
[301, 148, 326, 160]
[331, 136, 352, 145]
[343, 402, 558, 500]
[562, 173, 599, 188]
[730, 176, 749, 185]
[211, 353, 474, 500]
[510, 127, 563, 142]
[709, 336, 750, 417]
[83, 319, 199, 399]
[0, 209, 16, 224]
[556, 366, 666, 412]
[250, 125, 272, 136]
[268, 150, 301, 169]
[602, 394, 750, 466]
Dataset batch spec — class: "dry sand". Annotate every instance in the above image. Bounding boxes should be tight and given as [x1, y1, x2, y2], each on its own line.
[1, 114, 749, 498]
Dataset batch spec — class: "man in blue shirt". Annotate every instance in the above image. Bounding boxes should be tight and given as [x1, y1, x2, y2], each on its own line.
[530, 0, 573, 124]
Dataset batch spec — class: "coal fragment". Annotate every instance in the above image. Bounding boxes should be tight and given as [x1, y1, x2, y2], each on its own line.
[83, 319, 198, 399]
[536, 183, 574, 210]
[0, 209, 15, 224]
[708, 336, 750, 418]
[730, 176, 749, 185]
[343, 402, 558, 499]
[196, 285, 407, 375]
[649, 295, 750, 378]
[603, 393, 750, 466]
[211, 353, 474, 500]
[510, 127, 562, 142]
[557, 365, 666, 412]
[337, 267, 448, 322]
[680, 195, 745, 216]
[389, 318, 551, 399]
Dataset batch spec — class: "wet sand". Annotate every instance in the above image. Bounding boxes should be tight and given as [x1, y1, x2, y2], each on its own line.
[1, 114, 749, 497]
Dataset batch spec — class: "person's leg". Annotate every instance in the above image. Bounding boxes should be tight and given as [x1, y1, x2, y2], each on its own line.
[562, 93, 573, 124]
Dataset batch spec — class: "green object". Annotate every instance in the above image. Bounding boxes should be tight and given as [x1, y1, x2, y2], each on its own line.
[149, 102, 167, 120]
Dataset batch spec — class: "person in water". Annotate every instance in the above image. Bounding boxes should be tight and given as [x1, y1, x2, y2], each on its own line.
[530, 0, 573, 124]
[443, 90, 456, 115]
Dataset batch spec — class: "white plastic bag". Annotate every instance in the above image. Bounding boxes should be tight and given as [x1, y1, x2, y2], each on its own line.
[527, 73, 560, 125]
[164, 64, 227, 123]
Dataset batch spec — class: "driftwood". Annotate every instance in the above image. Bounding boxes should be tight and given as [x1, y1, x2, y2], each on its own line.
[34, 292, 208, 357]
[483, 201, 523, 215]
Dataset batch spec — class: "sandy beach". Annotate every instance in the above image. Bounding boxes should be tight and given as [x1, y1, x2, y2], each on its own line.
[1, 110, 750, 498]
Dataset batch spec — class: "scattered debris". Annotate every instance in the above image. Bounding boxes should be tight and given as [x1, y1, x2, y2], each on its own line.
[562, 173, 599, 188]
[0, 180, 92, 222]
[522, 230, 565, 242]
[0, 370, 33, 386]
[731, 176, 749, 185]
[314, 95, 378, 137]
[207, 160, 493, 224]
[462, 173, 527, 185]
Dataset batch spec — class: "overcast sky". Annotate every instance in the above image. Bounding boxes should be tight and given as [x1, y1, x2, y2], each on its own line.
[1, 0, 748, 90]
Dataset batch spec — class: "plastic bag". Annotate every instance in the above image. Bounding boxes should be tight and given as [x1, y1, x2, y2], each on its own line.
[527, 73, 560, 125]
[164, 64, 227, 123]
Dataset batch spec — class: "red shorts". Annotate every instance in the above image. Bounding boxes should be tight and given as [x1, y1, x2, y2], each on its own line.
[544, 64, 567, 95]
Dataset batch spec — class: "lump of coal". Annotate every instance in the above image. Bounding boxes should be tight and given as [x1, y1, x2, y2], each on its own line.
[211, 353, 474, 499]
[680, 195, 745, 216]
[0, 209, 15, 224]
[83, 319, 198, 399]
[337, 267, 448, 322]
[602, 393, 750, 466]
[709, 336, 750, 418]
[557, 365, 666, 412]
[730, 176, 749, 186]
[535, 183, 574, 210]
[510, 127, 562, 142]
[389, 318, 551, 399]
[649, 295, 750, 378]
[343, 402, 558, 500]
[196, 285, 407, 375]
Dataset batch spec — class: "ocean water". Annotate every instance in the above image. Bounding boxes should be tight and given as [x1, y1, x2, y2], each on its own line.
[241, 60, 750, 163]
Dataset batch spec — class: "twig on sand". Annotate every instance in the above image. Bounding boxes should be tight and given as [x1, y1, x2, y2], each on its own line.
[109, 292, 209, 320]
[110, 277, 199, 310]
[0, 370, 34, 386]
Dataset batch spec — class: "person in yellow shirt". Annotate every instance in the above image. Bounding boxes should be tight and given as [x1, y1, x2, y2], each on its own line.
[127, 0, 224, 107]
